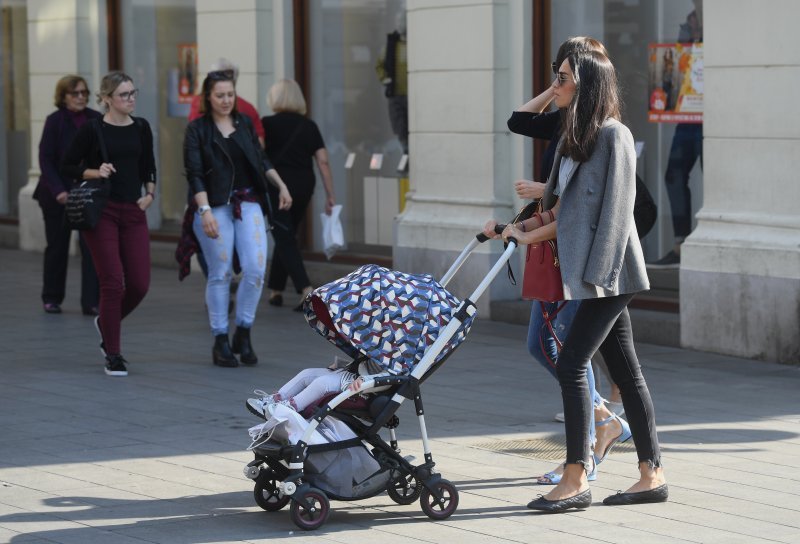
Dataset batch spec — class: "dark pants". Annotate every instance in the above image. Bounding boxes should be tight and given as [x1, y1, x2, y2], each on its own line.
[387, 95, 408, 153]
[664, 123, 703, 239]
[267, 177, 314, 293]
[557, 294, 661, 468]
[40, 204, 99, 310]
[82, 201, 151, 356]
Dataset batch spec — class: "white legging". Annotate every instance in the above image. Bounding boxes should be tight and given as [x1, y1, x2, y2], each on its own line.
[278, 368, 356, 411]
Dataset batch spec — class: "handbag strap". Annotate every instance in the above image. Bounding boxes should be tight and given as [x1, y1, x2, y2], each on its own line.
[540, 300, 569, 365]
[93, 118, 110, 165]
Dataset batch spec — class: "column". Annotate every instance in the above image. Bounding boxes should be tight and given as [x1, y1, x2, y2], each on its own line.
[18, 0, 105, 251]
[680, 0, 800, 363]
[395, 0, 531, 314]
[195, 0, 292, 116]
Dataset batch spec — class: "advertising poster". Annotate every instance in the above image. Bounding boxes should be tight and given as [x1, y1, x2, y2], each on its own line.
[648, 42, 703, 123]
[167, 43, 198, 117]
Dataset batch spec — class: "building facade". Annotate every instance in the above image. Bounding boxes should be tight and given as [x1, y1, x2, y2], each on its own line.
[1, 0, 797, 363]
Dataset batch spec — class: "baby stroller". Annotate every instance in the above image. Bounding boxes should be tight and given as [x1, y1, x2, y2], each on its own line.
[243, 230, 518, 530]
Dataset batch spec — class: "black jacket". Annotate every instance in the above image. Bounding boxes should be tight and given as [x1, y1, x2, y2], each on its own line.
[183, 113, 275, 219]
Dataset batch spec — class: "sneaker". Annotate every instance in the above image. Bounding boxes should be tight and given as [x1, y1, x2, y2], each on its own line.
[554, 412, 565, 422]
[43, 303, 62, 314]
[246, 390, 280, 419]
[647, 250, 680, 269]
[265, 399, 296, 418]
[94, 316, 107, 357]
[104, 354, 128, 377]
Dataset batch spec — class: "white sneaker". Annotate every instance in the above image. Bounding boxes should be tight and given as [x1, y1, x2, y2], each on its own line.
[554, 412, 565, 422]
[246, 390, 278, 419]
[265, 399, 296, 418]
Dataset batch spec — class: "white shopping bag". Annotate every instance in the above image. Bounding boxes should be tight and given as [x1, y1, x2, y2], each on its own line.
[321, 204, 345, 260]
[247, 404, 327, 450]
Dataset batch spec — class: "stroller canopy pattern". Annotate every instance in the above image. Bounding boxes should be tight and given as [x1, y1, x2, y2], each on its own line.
[304, 264, 475, 375]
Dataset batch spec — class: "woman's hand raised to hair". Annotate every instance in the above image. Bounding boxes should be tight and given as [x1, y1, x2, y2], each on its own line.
[514, 179, 546, 200]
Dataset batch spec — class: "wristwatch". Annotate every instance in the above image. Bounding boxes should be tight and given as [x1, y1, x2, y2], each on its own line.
[198, 205, 211, 216]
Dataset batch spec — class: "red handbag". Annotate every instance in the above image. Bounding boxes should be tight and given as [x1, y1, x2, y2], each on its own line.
[521, 209, 564, 302]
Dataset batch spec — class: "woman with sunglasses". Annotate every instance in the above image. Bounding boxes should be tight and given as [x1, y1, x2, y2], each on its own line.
[184, 70, 292, 367]
[485, 37, 631, 487]
[503, 51, 667, 512]
[62, 71, 157, 377]
[34, 75, 100, 316]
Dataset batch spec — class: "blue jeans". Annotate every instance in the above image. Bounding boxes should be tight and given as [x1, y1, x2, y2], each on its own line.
[664, 123, 703, 239]
[527, 300, 604, 445]
[193, 202, 267, 336]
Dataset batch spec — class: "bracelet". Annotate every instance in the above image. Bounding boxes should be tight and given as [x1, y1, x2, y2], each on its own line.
[146, 191, 155, 199]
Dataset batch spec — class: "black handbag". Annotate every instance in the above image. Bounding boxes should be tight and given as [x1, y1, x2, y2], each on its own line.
[633, 174, 657, 239]
[65, 120, 110, 230]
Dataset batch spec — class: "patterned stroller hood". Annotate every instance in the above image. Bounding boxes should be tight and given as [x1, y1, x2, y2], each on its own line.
[303, 264, 475, 375]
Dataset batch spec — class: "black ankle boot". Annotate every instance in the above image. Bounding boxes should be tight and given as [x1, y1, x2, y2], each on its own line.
[232, 326, 258, 365]
[213, 334, 238, 367]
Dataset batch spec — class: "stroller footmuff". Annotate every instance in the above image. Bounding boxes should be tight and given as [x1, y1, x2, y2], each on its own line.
[243, 254, 516, 530]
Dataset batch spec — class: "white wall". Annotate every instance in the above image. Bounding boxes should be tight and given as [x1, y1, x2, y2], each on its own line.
[681, 0, 800, 363]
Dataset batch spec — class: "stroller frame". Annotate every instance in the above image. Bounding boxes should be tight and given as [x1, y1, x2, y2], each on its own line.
[245, 235, 518, 530]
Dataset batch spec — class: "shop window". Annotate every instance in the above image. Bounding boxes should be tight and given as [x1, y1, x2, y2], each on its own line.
[306, 0, 408, 254]
[118, 0, 197, 229]
[549, 0, 703, 299]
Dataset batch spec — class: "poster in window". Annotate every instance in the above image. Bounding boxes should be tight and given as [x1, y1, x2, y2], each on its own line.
[648, 42, 703, 123]
[167, 44, 198, 117]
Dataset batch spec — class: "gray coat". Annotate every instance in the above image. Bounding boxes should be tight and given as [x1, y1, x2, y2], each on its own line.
[541, 118, 649, 300]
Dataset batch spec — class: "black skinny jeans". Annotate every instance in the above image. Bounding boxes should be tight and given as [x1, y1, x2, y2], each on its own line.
[557, 293, 662, 469]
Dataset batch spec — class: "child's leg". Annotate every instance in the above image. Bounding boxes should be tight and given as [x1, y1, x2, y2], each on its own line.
[289, 371, 352, 411]
[278, 368, 331, 400]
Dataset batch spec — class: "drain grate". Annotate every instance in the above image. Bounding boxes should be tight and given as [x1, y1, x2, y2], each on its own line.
[472, 434, 636, 461]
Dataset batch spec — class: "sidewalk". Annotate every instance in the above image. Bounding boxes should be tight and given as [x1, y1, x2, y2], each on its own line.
[0, 247, 798, 544]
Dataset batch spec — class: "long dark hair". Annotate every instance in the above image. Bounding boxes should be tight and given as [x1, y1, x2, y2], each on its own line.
[561, 51, 621, 162]
[554, 36, 608, 71]
[199, 70, 238, 116]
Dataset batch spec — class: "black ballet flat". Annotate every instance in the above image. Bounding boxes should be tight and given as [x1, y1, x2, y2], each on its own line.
[268, 294, 283, 307]
[603, 483, 669, 505]
[527, 489, 592, 513]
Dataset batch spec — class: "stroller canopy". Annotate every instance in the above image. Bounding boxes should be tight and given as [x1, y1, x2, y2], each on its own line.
[304, 264, 475, 375]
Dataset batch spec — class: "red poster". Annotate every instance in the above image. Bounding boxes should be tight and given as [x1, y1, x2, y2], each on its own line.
[178, 44, 198, 105]
[648, 42, 703, 123]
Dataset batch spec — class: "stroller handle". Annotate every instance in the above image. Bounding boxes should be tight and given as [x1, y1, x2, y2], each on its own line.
[441, 224, 516, 288]
[475, 223, 507, 243]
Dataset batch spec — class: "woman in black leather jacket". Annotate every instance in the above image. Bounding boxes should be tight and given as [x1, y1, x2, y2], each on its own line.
[184, 69, 291, 367]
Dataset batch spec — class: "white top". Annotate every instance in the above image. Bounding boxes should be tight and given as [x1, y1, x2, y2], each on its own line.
[555, 155, 578, 197]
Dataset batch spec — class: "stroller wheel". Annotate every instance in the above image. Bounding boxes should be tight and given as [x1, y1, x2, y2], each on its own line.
[290, 487, 330, 531]
[387, 474, 422, 505]
[253, 469, 290, 512]
[420, 479, 459, 520]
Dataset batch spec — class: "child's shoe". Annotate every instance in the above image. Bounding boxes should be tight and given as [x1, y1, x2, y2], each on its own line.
[246, 390, 281, 419]
[264, 399, 297, 418]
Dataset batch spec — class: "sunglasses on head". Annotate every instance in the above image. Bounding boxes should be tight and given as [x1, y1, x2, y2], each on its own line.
[207, 69, 235, 81]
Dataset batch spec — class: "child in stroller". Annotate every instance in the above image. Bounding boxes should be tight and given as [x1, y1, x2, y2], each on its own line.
[245, 356, 389, 419]
[241, 256, 514, 530]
